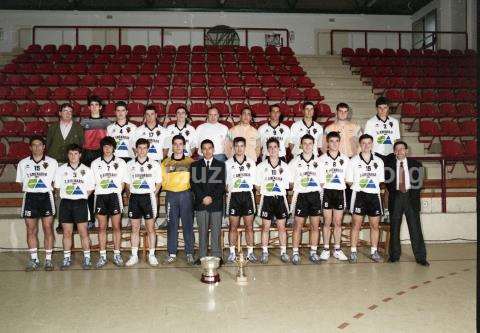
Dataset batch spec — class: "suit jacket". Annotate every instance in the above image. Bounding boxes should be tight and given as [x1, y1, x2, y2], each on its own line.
[46, 121, 84, 163]
[190, 158, 226, 212]
[384, 153, 423, 213]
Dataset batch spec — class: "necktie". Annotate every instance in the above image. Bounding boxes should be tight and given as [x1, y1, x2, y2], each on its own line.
[399, 161, 407, 193]
[206, 160, 210, 169]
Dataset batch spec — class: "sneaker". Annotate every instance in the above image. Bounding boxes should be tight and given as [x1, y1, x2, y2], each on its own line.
[82, 257, 92, 270]
[95, 256, 108, 269]
[125, 255, 139, 267]
[280, 253, 290, 263]
[383, 209, 390, 223]
[349, 252, 358, 264]
[292, 253, 300, 265]
[163, 255, 177, 264]
[44, 259, 54, 271]
[226, 252, 236, 263]
[25, 259, 40, 272]
[246, 252, 257, 263]
[156, 219, 167, 229]
[371, 251, 382, 263]
[260, 252, 269, 264]
[185, 254, 195, 265]
[309, 252, 321, 264]
[113, 254, 124, 267]
[87, 221, 96, 230]
[60, 257, 72, 270]
[148, 254, 159, 267]
[333, 249, 348, 261]
[319, 249, 331, 261]
[221, 217, 229, 228]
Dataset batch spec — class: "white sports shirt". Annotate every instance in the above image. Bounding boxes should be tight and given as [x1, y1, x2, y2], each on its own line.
[257, 122, 291, 158]
[107, 122, 137, 159]
[319, 151, 350, 190]
[288, 154, 323, 193]
[91, 156, 127, 195]
[164, 123, 197, 157]
[16, 155, 58, 193]
[196, 122, 229, 156]
[364, 115, 401, 156]
[130, 123, 168, 161]
[225, 156, 257, 192]
[255, 158, 291, 196]
[125, 158, 162, 194]
[290, 120, 323, 156]
[54, 163, 95, 200]
[346, 153, 385, 194]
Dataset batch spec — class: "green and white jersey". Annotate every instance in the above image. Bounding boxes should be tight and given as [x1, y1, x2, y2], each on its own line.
[255, 158, 291, 196]
[16, 155, 58, 193]
[130, 123, 167, 161]
[257, 122, 290, 158]
[107, 121, 137, 159]
[346, 153, 384, 194]
[319, 151, 350, 190]
[288, 153, 323, 193]
[54, 163, 95, 200]
[91, 156, 127, 195]
[364, 115, 400, 156]
[125, 158, 162, 194]
[226, 156, 256, 193]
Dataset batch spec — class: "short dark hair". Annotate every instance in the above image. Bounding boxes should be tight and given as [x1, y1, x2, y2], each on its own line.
[336, 102, 349, 111]
[100, 136, 117, 150]
[135, 138, 150, 148]
[375, 97, 389, 107]
[115, 101, 128, 109]
[60, 103, 73, 111]
[358, 133, 373, 143]
[326, 131, 341, 141]
[67, 143, 82, 154]
[172, 134, 185, 145]
[88, 95, 103, 106]
[300, 134, 314, 144]
[266, 137, 279, 148]
[303, 101, 314, 108]
[200, 139, 214, 149]
[233, 137, 246, 145]
[29, 135, 45, 146]
[393, 140, 408, 150]
[144, 104, 157, 113]
[269, 104, 280, 112]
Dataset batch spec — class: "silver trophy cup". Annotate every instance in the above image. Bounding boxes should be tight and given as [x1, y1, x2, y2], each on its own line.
[200, 256, 221, 284]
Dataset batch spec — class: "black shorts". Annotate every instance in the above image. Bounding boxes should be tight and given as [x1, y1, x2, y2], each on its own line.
[350, 191, 383, 217]
[292, 191, 322, 217]
[95, 192, 122, 216]
[128, 193, 157, 220]
[21, 192, 55, 218]
[227, 191, 255, 217]
[59, 199, 90, 224]
[258, 195, 289, 220]
[322, 189, 346, 211]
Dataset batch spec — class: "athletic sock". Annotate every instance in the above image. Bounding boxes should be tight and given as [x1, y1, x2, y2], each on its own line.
[310, 246, 317, 254]
[169, 253, 177, 258]
[149, 248, 155, 257]
[247, 246, 253, 254]
[280, 246, 287, 255]
[83, 250, 91, 259]
[131, 247, 138, 257]
[262, 246, 268, 254]
[350, 247, 357, 253]
[293, 247, 299, 255]
[45, 249, 52, 261]
[371, 247, 377, 255]
[63, 250, 71, 259]
[334, 244, 341, 250]
[323, 244, 330, 250]
[113, 249, 120, 255]
[229, 246, 236, 255]
[100, 250, 107, 259]
[29, 248, 38, 261]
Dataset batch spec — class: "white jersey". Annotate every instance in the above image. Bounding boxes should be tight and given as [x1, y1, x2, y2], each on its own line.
[16, 156, 58, 193]
[107, 121, 137, 159]
[288, 154, 323, 193]
[258, 122, 291, 158]
[290, 120, 323, 156]
[125, 158, 162, 194]
[255, 158, 291, 196]
[319, 151, 350, 190]
[364, 115, 401, 156]
[164, 123, 197, 157]
[225, 156, 257, 192]
[54, 163, 95, 200]
[130, 123, 167, 161]
[346, 153, 384, 194]
[91, 156, 127, 195]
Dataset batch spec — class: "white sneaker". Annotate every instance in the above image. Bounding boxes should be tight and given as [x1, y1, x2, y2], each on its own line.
[319, 249, 330, 261]
[333, 249, 348, 261]
[125, 255, 139, 267]
[148, 254, 159, 267]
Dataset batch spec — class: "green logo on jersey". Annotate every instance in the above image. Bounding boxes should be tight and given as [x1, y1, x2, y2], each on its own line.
[265, 182, 281, 192]
[359, 178, 376, 189]
[376, 135, 392, 145]
[132, 179, 150, 189]
[300, 177, 318, 188]
[27, 178, 47, 189]
[100, 179, 118, 189]
[65, 184, 84, 195]
[234, 179, 250, 189]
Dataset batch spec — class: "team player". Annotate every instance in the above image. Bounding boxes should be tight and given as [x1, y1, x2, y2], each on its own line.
[164, 105, 197, 157]
[290, 101, 323, 156]
[91, 136, 128, 268]
[125, 138, 162, 267]
[226, 137, 257, 263]
[255, 137, 292, 264]
[106, 101, 138, 162]
[54, 144, 95, 270]
[346, 134, 385, 263]
[288, 134, 323, 264]
[319, 131, 350, 261]
[130, 105, 168, 162]
[258, 104, 291, 161]
[16, 136, 58, 271]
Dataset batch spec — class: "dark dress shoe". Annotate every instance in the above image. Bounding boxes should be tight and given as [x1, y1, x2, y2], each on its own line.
[417, 260, 430, 266]
[388, 257, 399, 263]
[194, 259, 201, 266]
[218, 258, 224, 267]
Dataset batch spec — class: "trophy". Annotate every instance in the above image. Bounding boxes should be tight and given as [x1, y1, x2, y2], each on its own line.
[235, 243, 248, 285]
[200, 256, 221, 284]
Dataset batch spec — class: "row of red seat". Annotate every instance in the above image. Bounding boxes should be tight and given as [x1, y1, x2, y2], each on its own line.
[0, 74, 315, 88]
[350, 57, 476, 68]
[371, 77, 476, 90]
[419, 120, 476, 138]
[401, 103, 477, 119]
[359, 66, 475, 78]
[342, 47, 476, 58]
[0, 86, 323, 103]
[441, 140, 477, 159]
[384, 89, 476, 104]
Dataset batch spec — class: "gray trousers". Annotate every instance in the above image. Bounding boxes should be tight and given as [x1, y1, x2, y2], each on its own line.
[196, 210, 222, 258]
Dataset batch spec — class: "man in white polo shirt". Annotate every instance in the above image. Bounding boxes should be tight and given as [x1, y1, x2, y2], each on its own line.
[196, 107, 229, 161]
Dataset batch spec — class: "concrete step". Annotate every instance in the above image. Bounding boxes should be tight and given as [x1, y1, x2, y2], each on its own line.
[319, 89, 374, 101]
[311, 77, 367, 88]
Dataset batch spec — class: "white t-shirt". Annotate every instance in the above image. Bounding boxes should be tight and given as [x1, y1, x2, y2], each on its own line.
[130, 123, 168, 161]
[16, 156, 58, 193]
[54, 163, 95, 200]
[258, 122, 291, 158]
[290, 119, 323, 156]
[288, 154, 323, 193]
[319, 151, 350, 190]
[107, 121, 138, 159]
[91, 156, 127, 195]
[196, 122, 229, 155]
[255, 158, 291, 196]
[164, 123, 197, 156]
[346, 153, 385, 194]
[364, 115, 401, 156]
[225, 156, 257, 192]
[125, 158, 162, 194]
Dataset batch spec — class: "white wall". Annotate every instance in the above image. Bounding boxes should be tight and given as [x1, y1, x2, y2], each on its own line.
[0, 10, 412, 55]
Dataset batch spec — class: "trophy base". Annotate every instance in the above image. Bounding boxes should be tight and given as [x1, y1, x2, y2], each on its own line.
[236, 275, 248, 285]
[201, 273, 220, 284]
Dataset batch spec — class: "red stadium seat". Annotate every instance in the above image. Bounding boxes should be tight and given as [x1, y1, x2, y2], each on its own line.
[88, 64, 105, 75]
[224, 64, 240, 74]
[37, 102, 59, 117]
[92, 87, 111, 100]
[102, 45, 117, 54]
[71, 87, 91, 101]
[260, 75, 279, 87]
[189, 87, 208, 101]
[132, 45, 147, 55]
[419, 103, 439, 117]
[78, 74, 97, 87]
[304, 88, 323, 102]
[167, 102, 184, 116]
[140, 63, 156, 74]
[11, 87, 32, 100]
[207, 75, 225, 87]
[439, 120, 463, 137]
[289, 66, 306, 76]
[18, 102, 39, 117]
[51, 87, 71, 100]
[225, 75, 243, 87]
[464, 140, 477, 159]
[87, 45, 102, 54]
[441, 140, 464, 158]
[63, 74, 80, 86]
[25, 74, 44, 86]
[173, 63, 189, 74]
[150, 87, 169, 101]
[153, 75, 170, 87]
[118, 45, 132, 55]
[110, 87, 130, 100]
[7, 142, 31, 160]
[285, 88, 304, 102]
[117, 75, 135, 87]
[265, 46, 278, 56]
[400, 103, 420, 118]
[266, 88, 285, 103]
[243, 75, 260, 87]
[250, 103, 269, 118]
[206, 64, 222, 74]
[177, 45, 191, 54]
[32, 87, 51, 100]
[231, 103, 249, 116]
[170, 87, 188, 101]
[102, 103, 116, 117]
[382, 48, 396, 57]
[209, 88, 228, 102]
[127, 102, 145, 117]
[403, 89, 421, 102]
[228, 87, 246, 102]
[135, 75, 153, 87]
[0, 102, 17, 116]
[192, 45, 205, 54]
[247, 87, 266, 101]
[419, 120, 441, 136]
[457, 104, 476, 117]
[190, 75, 207, 87]
[191, 64, 206, 74]
[24, 120, 48, 136]
[355, 48, 368, 57]
[131, 87, 150, 101]
[71, 63, 88, 74]
[341, 48, 354, 58]
[172, 75, 188, 87]
[438, 103, 457, 117]
[279, 46, 294, 56]
[190, 103, 209, 117]
[43, 75, 61, 86]
[26, 44, 42, 53]
[279, 76, 295, 88]
[0, 120, 24, 136]
[43, 44, 56, 54]
[295, 76, 314, 88]
[461, 120, 477, 136]
[212, 103, 230, 117]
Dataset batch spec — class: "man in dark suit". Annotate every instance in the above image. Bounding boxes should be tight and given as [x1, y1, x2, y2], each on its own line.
[384, 141, 429, 266]
[190, 139, 226, 265]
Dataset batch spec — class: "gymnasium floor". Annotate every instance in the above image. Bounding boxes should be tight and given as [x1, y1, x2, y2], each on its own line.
[0, 243, 476, 333]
